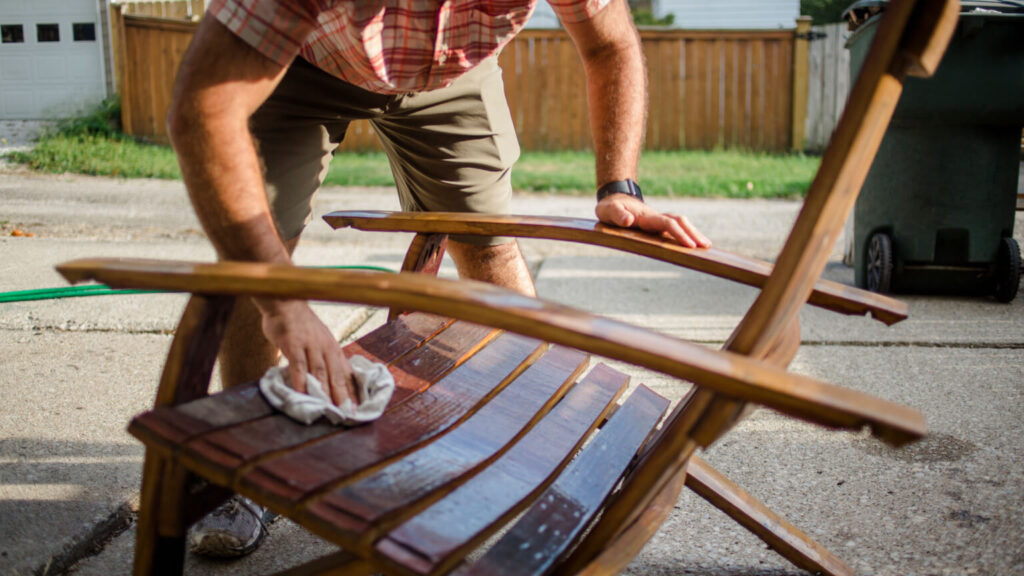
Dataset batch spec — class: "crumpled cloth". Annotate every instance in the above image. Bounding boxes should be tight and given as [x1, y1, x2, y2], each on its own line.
[258, 355, 394, 426]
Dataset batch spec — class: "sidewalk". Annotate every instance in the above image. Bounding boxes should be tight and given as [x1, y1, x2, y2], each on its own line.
[1, 172, 1022, 575]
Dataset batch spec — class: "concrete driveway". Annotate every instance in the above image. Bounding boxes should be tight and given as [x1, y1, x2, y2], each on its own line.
[1, 166, 1022, 576]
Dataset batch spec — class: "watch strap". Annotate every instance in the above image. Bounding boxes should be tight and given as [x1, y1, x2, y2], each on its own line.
[596, 179, 644, 203]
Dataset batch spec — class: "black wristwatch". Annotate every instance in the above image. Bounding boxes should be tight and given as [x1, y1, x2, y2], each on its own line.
[596, 179, 644, 203]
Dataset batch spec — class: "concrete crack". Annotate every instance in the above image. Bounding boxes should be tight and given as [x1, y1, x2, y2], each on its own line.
[34, 502, 135, 576]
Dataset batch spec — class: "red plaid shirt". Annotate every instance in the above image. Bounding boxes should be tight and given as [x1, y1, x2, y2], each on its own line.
[209, 0, 610, 94]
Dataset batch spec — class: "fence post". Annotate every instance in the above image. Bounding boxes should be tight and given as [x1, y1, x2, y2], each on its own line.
[110, 3, 134, 135]
[791, 16, 813, 152]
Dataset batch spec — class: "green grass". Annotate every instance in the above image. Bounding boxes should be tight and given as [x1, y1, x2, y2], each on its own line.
[6, 134, 182, 179]
[512, 149, 819, 198]
[5, 101, 820, 198]
[3, 97, 183, 180]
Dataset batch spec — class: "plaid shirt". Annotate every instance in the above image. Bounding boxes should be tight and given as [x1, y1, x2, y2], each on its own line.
[209, 0, 610, 94]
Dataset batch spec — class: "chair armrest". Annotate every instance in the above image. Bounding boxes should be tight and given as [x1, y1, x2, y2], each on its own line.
[324, 211, 908, 326]
[58, 258, 925, 446]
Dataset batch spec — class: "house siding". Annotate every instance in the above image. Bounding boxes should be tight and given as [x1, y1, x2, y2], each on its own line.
[523, 0, 561, 29]
[654, 0, 799, 29]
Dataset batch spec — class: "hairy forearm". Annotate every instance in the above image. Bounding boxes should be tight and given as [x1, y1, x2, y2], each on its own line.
[170, 105, 288, 264]
[566, 0, 647, 186]
[167, 15, 290, 265]
[583, 39, 646, 185]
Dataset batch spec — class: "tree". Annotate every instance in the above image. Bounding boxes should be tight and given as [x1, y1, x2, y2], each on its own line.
[801, 0, 854, 23]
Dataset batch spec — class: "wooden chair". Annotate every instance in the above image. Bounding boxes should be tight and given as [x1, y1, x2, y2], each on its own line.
[57, 1, 957, 574]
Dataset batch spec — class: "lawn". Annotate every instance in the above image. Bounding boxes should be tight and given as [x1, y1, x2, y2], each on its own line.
[5, 104, 820, 199]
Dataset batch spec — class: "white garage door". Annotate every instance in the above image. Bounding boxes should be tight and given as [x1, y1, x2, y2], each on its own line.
[1, 0, 106, 119]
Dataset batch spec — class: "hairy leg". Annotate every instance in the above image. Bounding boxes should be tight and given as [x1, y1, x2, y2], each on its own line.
[447, 239, 536, 297]
[219, 236, 301, 389]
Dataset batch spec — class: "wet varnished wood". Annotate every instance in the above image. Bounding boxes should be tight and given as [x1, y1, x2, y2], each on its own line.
[156, 295, 235, 408]
[57, 258, 927, 445]
[128, 314, 450, 458]
[565, 1, 957, 572]
[87, 2, 957, 575]
[239, 332, 545, 511]
[392, 234, 449, 321]
[323, 211, 908, 326]
[451, 383, 669, 576]
[376, 364, 641, 576]
[177, 316, 471, 484]
[303, 347, 593, 550]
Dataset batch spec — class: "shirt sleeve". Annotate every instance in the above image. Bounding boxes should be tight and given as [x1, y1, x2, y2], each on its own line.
[207, 0, 323, 67]
[547, 0, 612, 24]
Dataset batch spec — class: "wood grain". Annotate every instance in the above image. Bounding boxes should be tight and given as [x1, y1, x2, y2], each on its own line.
[323, 211, 908, 325]
[129, 314, 450, 456]
[239, 332, 544, 510]
[450, 383, 669, 576]
[376, 364, 639, 576]
[57, 258, 927, 446]
[303, 347, 592, 550]
[685, 456, 855, 576]
[393, 235, 448, 320]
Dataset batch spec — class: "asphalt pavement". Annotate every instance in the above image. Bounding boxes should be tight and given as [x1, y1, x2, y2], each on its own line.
[1, 165, 1022, 576]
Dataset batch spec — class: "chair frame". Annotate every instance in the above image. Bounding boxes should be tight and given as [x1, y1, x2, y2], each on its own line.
[57, 1, 958, 573]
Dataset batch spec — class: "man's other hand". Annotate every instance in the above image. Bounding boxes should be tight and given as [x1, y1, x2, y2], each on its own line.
[596, 193, 712, 249]
[255, 299, 358, 407]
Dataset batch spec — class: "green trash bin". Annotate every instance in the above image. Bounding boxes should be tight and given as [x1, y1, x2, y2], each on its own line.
[845, 1, 1024, 302]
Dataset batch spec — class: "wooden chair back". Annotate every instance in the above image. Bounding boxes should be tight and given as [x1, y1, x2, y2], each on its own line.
[560, 0, 960, 570]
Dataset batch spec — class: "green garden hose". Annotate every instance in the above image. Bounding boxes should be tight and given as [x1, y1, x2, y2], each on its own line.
[0, 265, 395, 304]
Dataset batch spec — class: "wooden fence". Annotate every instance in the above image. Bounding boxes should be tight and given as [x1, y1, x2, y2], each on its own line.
[805, 22, 851, 151]
[112, 9, 805, 152]
[120, 0, 205, 19]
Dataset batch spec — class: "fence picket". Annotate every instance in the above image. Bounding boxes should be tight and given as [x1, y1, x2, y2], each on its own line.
[115, 16, 798, 152]
[804, 23, 850, 151]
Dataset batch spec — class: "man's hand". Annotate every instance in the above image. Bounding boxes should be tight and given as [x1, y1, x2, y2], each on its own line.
[255, 298, 358, 407]
[596, 193, 712, 248]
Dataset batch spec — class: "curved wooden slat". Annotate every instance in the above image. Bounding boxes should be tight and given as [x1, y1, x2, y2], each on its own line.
[305, 346, 592, 552]
[179, 320, 497, 487]
[58, 256, 929, 444]
[129, 314, 452, 456]
[448, 382, 668, 576]
[566, 2, 957, 572]
[57, 258, 926, 446]
[323, 210, 908, 326]
[241, 330, 542, 511]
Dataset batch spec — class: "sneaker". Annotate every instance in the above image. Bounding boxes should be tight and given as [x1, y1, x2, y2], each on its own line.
[189, 495, 269, 558]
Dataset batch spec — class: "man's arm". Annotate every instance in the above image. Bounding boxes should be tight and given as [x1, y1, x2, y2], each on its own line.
[167, 15, 355, 405]
[561, 0, 711, 248]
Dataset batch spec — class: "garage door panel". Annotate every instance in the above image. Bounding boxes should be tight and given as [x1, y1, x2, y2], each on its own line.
[0, 0, 105, 119]
[2, 91, 35, 117]
[34, 55, 68, 81]
[1, 56, 33, 81]
[69, 53, 100, 80]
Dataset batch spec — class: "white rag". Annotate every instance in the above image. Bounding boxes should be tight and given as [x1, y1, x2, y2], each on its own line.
[258, 355, 395, 426]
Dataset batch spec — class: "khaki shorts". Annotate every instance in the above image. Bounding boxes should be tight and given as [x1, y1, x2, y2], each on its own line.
[251, 55, 520, 245]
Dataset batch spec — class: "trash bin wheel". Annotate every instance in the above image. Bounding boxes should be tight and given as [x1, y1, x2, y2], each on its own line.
[993, 237, 1021, 303]
[866, 232, 894, 293]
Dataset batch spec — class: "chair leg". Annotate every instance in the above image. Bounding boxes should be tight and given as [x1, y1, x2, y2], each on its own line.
[390, 233, 448, 321]
[685, 456, 855, 576]
[133, 453, 191, 576]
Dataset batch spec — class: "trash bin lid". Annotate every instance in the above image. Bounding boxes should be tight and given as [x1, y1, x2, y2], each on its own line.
[843, 0, 1023, 32]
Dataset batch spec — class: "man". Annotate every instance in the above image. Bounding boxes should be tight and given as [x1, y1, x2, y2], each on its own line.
[168, 0, 710, 558]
